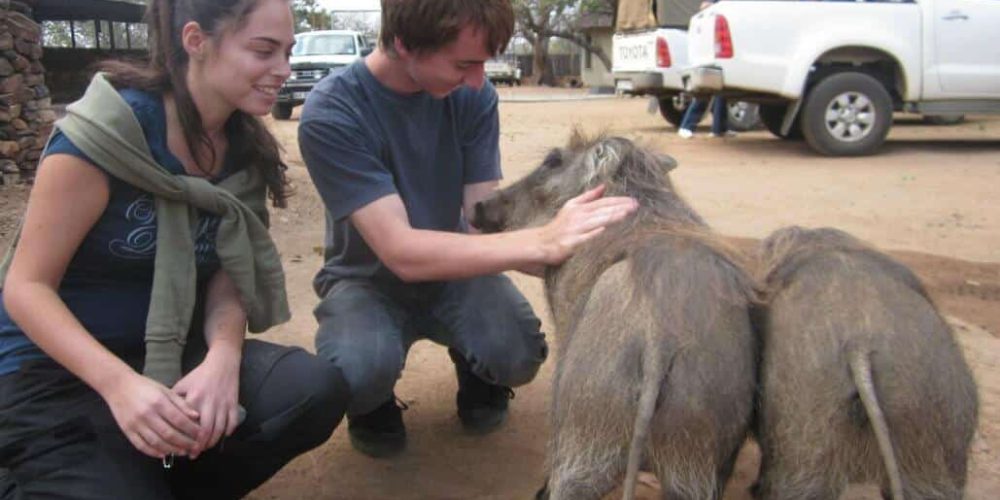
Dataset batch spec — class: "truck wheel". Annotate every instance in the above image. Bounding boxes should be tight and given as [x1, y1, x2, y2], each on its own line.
[759, 104, 802, 140]
[727, 101, 761, 132]
[271, 103, 293, 120]
[658, 95, 690, 129]
[801, 72, 892, 156]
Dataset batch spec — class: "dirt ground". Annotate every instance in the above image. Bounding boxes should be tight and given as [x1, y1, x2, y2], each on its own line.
[2, 87, 998, 499]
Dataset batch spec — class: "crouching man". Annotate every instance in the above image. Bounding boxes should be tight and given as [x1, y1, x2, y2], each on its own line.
[298, 0, 637, 458]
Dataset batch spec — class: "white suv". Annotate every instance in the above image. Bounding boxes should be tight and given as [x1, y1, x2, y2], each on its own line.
[485, 57, 522, 86]
[272, 30, 372, 119]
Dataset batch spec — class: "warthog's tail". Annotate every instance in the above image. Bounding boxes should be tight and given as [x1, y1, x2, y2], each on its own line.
[622, 349, 668, 500]
[847, 345, 904, 500]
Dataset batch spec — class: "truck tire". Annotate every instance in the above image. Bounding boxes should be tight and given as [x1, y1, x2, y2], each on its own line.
[271, 103, 293, 120]
[658, 95, 690, 129]
[727, 101, 761, 132]
[801, 72, 892, 156]
[759, 104, 802, 140]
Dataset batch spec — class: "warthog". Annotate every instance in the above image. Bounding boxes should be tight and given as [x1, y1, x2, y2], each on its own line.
[473, 133, 757, 500]
[754, 226, 979, 500]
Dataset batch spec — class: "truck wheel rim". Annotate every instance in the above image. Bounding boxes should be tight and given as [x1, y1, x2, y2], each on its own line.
[824, 92, 875, 143]
[670, 95, 686, 111]
[730, 102, 748, 121]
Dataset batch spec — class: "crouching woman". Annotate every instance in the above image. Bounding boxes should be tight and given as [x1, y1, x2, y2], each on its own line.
[0, 0, 348, 498]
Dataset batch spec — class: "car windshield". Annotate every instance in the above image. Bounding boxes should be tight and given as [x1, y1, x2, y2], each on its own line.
[292, 34, 356, 56]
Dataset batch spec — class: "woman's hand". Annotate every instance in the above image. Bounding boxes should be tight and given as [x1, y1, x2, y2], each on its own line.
[100, 372, 202, 459]
[172, 347, 241, 458]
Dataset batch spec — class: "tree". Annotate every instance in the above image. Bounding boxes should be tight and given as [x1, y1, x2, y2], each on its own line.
[41, 21, 73, 48]
[329, 13, 378, 40]
[513, 0, 618, 86]
[292, 0, 331, 32]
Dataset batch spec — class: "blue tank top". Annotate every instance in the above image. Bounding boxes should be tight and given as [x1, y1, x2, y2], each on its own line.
[0, 88, 232, 375]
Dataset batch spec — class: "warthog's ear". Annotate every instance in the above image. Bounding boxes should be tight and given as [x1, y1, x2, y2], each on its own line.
[583, 142, 623, 185]
[654, 153, 678, 172]
[542, 148, 563, 169]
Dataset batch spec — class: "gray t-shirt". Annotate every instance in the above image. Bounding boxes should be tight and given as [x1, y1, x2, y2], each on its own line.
[299, 60, 502, 296]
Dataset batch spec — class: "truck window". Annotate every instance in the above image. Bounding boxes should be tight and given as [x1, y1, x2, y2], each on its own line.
[293, 34, 357, 56]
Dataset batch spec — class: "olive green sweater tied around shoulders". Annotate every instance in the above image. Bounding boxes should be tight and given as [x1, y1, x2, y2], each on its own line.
[0, 73, 290, 386]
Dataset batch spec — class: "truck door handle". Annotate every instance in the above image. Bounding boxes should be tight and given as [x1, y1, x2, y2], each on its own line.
[943, 12, 969, 21]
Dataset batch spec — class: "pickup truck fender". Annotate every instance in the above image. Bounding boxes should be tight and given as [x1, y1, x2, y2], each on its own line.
[778, 13, 921, 101]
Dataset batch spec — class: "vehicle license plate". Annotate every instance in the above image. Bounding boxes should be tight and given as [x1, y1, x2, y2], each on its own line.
[293, 91, 309, 100]
[615, 79, 634, 92]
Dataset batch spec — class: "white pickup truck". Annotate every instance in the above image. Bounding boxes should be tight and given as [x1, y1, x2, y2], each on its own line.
[613, 0, 760, 130]
[612, 0, 696, 127]
[683, 0, 1000, 156]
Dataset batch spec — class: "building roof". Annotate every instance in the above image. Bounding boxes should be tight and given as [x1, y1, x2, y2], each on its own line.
[25, 0, 146, 23]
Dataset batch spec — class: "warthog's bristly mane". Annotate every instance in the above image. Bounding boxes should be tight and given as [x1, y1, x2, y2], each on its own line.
[756, 226, 932, 304]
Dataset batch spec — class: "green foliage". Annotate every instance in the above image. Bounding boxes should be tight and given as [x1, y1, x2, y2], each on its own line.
[293, 0, 332, 32]
[580, 0, 618, 16]
[41, 21, 73, 48]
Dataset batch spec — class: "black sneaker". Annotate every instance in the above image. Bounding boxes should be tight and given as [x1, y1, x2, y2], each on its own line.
[347, 397, 407, 458]
[448, 348, 515, 434]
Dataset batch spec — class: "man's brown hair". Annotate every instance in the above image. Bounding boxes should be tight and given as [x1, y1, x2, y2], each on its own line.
[380, 0, 514, 56]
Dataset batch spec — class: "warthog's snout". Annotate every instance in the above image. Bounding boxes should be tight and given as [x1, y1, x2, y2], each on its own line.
[471, 199, 504, 233]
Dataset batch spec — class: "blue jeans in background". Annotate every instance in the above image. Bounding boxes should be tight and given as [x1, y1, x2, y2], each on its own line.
[679, 96, 729, 134]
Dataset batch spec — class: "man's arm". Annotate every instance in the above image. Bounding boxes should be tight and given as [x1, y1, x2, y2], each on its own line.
[350, 185, 636, 282]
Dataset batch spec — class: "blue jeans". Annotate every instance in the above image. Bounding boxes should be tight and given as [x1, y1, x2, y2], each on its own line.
[679, 96, 729, 134]
[314, 275, 548, 416]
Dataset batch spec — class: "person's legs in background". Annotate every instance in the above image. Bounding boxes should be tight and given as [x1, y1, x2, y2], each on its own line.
[678, 98, 709, 139]
[710, 96, 736, 137]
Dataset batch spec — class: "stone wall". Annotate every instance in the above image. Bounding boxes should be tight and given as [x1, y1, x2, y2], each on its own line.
[0, 0, 54, 180]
